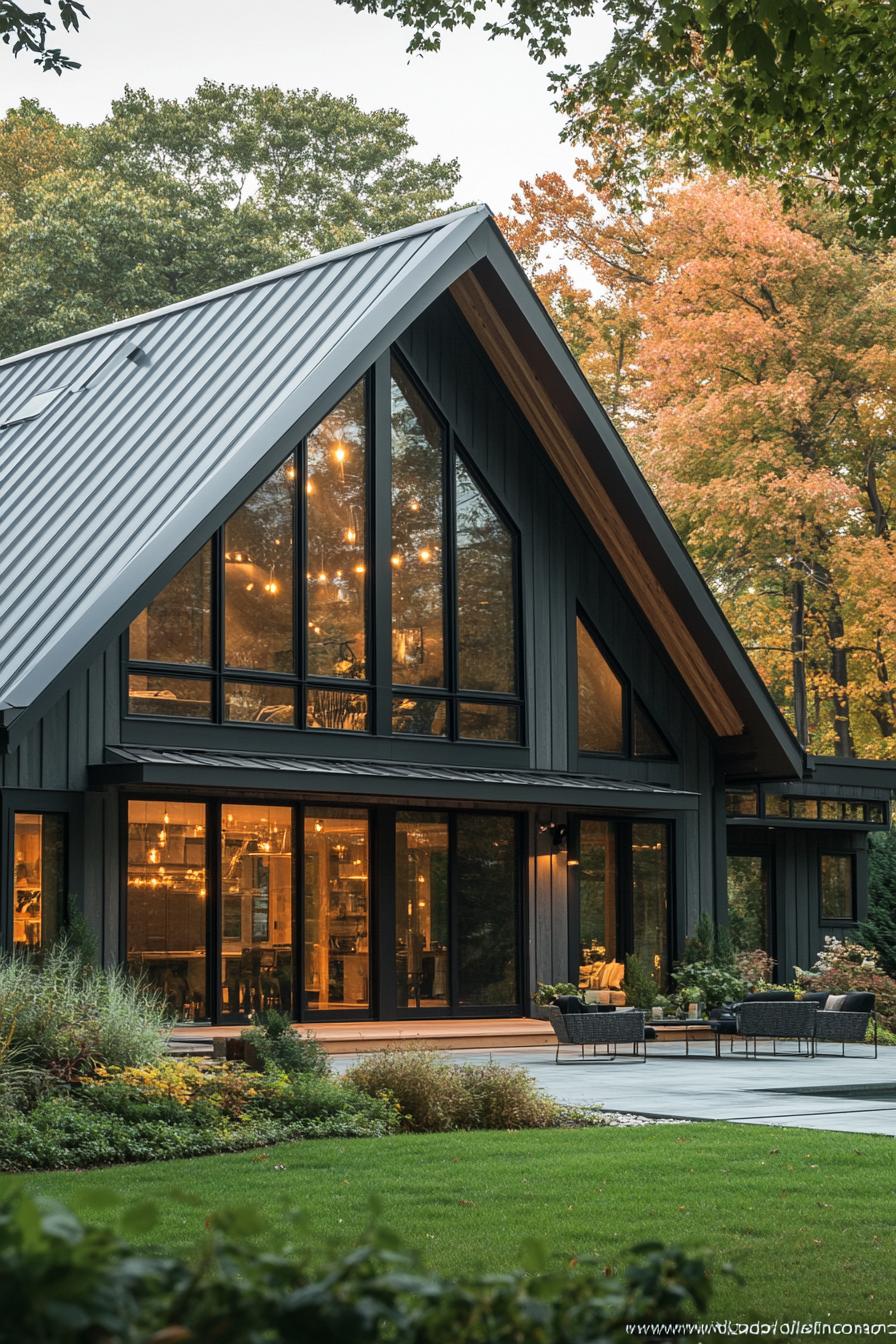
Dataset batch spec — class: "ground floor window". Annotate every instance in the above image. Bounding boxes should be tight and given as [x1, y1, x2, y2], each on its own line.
[575, 819, 670, 990]
[820, 852, 856, 923]
[12, 812, 65, 951]
[726, 851, 771, 951]
[125, 798, 521, 1023]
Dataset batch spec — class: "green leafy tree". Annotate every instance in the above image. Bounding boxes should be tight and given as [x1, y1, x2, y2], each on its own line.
[1, 0, 86, 73]
[0, 85, 460, 355]
[338, 0, 896, 237]
[860, 830, 896, 977]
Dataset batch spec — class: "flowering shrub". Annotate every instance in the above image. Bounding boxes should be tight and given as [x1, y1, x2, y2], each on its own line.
[796, 936, 896, 1031]
[733, 949, 776, 990]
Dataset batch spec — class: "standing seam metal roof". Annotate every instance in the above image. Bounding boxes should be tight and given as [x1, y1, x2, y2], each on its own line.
[0, 205, 487, 711]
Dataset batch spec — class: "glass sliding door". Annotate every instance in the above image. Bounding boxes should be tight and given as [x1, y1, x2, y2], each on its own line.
[577, 820, 618, 994]
[220, 805, 293, 1020]
[631, 822, 669, 984]
[456, 814, 520, 1008]
[303, 809, 370, 1013]
[727, 852, 770, 951]
[126, 801, 208, 1020]
[395, 812, 449, 1010]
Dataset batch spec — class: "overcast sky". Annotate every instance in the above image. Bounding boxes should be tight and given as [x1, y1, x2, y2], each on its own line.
[3, 0, 611, 212]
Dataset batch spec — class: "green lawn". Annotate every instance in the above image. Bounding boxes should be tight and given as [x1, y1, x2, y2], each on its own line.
[5, 1124, 896, 1322]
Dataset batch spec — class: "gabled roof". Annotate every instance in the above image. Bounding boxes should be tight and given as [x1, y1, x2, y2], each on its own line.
[0, 203, 804, 776]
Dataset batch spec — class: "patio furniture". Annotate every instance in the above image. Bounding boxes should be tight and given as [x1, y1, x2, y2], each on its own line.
[648, 1017, 714, 1057]
[546, 1004, 647, 1064]
[734, 999, 818, 1057]
[812, 992, 878, 1057]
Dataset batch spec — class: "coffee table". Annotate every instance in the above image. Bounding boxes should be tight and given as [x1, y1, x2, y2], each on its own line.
[648, 1017, 714, 1057]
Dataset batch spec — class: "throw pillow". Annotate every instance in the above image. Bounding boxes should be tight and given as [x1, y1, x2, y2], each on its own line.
[824, 994, 848, 1012]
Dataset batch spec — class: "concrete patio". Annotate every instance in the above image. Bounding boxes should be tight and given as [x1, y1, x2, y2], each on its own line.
[331, 1041, 896, 1136]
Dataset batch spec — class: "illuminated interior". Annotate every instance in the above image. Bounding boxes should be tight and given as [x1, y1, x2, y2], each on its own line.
[303, 809, 370, 1012]
[220, 804, 293, 1018]
[12, 813, 64, 951]
[395, 813, 449, 1009]
[126, 801, 208, 1019]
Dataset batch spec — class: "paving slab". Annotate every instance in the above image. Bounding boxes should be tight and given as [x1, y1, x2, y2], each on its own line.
[332, 1043, 896, 1135]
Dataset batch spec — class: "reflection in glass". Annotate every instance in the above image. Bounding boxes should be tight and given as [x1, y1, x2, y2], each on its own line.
[391, 361, 445, 687]
[392, 694, 447, 737]
[128, 673, 213, 719]
[631, 823, 668, 984]
[577, 617, 623, 753]
[457, 814, 519, 1006]
[13, 813, 65, 951]
[725, 788, 759, 817]
[578, 820, 617, 994]
[455, 456, 515, 694]
[727, 853, 769, 951]
[224, 682, 295, 725]
[304, 810, 369, 1012]
[220, 805, 293, 1018]
[457, 701, 520, 742]
[129, 543, 212, 665]
[306, 382, 367, 679]
[821, 854, 855, 921]
[127, 801, 207, 1021]
[306, 687, 368, 732]
[396, 813, 449, 1009]
[224, 457, 294, 672]
[633, 699, 674, 759]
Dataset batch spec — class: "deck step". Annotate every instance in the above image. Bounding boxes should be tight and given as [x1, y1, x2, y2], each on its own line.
[169, 1017, 554, 1056]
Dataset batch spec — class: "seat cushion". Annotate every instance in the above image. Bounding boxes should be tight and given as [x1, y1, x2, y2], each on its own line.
[842, 992, 875, 1014]
[554, 994, 586, 1014]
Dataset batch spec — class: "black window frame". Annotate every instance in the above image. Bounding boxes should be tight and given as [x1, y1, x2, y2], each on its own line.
[390, 349, 525, 745]
[124, 351, 527, 747]
[819, 850, 858, 926]
[1, 789, 79, 952]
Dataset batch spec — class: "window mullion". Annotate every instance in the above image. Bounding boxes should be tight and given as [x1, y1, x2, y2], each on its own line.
[373, 356, 392, 736]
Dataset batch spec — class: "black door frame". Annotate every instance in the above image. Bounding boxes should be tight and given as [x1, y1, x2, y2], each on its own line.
[121, 791, 527, 1025]
[724, 839, 776, 967]
[567, 815, 675, 986]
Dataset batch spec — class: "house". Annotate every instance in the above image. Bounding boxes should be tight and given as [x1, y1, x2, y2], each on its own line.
[1, 204, 892, 1024]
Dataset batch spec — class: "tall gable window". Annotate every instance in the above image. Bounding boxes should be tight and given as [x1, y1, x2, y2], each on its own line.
[576, 609, 674, 760]
[128, 355, 522, 741]
[576, 615, 624, 754]
[391, 356, 521, 742]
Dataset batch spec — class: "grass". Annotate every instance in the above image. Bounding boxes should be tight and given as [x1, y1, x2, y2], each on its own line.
[6, 1124, 896, 1322]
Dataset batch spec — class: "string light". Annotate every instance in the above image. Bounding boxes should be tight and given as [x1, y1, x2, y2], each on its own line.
[390, 553, 403, 568]
[314, 819, 324, 833]
[333, 443, 347, 464]
[353, 563, 366, 575]
[343, 527, 357, 544]
[409, 500, 420, 512]
[418, 547, 432, 563]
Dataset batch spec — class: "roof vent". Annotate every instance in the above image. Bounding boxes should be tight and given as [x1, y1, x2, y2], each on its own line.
[0, 339, 145, 430]
[0, 386, 69, 428]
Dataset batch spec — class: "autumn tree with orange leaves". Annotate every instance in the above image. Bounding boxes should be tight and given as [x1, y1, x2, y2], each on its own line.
[502, 158, 896, 757]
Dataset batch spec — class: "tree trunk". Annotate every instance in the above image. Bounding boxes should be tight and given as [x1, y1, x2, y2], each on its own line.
[827, 604, 854, 757]
[790, 577, 809, 747]
[869, 636, 896, 739]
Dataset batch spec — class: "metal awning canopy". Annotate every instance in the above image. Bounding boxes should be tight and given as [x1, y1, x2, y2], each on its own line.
[93, 746, 700, 811]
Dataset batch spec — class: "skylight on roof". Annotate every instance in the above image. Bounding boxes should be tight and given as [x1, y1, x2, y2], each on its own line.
[0, 386, 68, 428]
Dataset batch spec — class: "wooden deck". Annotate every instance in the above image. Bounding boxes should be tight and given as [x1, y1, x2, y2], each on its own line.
[170, 1017, 555, 1055]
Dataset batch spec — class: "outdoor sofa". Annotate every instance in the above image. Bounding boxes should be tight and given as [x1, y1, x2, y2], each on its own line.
[708, 990, 877, 1058]
[547, 998, 647, 1064]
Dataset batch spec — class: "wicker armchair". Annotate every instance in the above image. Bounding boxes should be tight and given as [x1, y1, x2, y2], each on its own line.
[546, 1006, 647, 1064]
[814, 1009, 877, 1057]
[734, 1000, 818, 1057]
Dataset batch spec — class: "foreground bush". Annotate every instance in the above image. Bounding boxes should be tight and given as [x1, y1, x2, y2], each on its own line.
[242, 1008, 329, 1076]
[0, 1060, 400, 1171]
[345, 1050, 558, 1132]
[0, 1190, 717, 1343]
[0, 940, 169, 1085]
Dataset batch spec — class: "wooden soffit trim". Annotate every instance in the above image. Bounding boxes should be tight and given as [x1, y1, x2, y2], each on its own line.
[450, 271, 744, 739]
